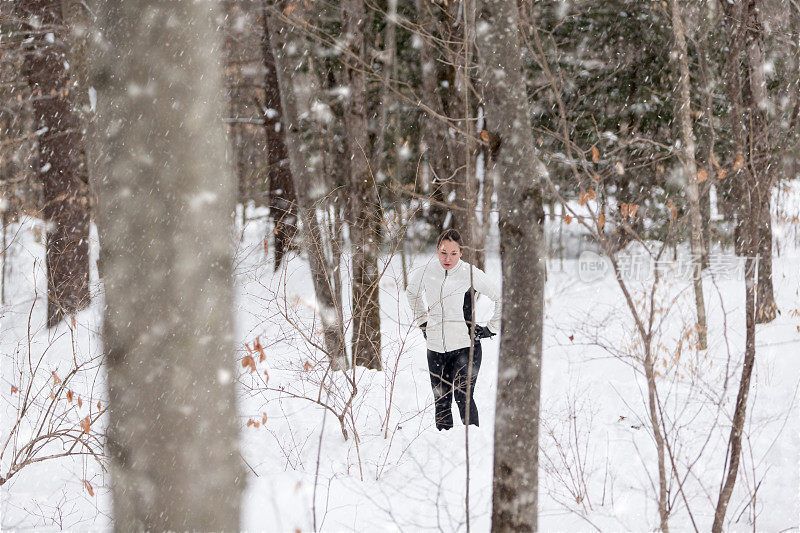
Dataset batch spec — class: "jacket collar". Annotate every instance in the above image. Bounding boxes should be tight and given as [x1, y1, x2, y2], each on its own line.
[436, 258, 463, 274]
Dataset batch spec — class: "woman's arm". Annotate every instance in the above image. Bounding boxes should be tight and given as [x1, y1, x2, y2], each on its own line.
[472, 267, 502, 334]
[405, 265, 429, 328]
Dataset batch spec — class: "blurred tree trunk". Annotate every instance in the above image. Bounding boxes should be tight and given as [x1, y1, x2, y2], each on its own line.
[265, 1, 349, 370]
[89, 0, 243, 529]
[259, 10, 298, 271]
[341, 0, 382, 370]
[475, 0, 546, 529]
[16, 0, 90, 327]
[669, 0, 707, 350]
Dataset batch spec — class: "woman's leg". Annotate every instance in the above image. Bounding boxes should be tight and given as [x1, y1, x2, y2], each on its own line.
[453, 343, 482, 426]
[427, 349, 454, 430]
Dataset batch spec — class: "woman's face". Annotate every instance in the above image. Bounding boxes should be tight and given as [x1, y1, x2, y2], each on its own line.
[437, 239, 462, 270]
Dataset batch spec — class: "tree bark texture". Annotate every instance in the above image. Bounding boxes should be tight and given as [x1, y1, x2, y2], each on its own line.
[475, 0, 546, 529]
[712, 0, 771, 528]
[17, 0, 90, 327]
[342, 0, 382, 370]
[720, 0, 776, 323]
[669, 0, 707, 350]
[89, 1, 243, 528]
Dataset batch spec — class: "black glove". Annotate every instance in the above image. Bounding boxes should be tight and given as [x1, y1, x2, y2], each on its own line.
[473, 325, 496, 340]
[420, 321, 427, 340]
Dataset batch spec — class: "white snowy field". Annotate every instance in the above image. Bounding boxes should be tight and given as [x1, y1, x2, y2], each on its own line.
[1, 207, 799, 532]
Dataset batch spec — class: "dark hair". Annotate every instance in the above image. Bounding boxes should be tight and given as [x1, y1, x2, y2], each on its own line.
[436, 228, 463, 250]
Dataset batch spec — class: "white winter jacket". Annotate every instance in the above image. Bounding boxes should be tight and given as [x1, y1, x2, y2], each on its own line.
[406, 258, 501, 353]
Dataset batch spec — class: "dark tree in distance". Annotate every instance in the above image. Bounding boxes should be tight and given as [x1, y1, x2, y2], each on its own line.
[16, 0, 91, 327]
[259, 10, 298, 271]
[342, 0, 383, 370]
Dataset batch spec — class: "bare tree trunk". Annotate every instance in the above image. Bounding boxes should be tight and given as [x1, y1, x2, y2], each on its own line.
[1, 209, 6, 305]
[266, 1, 348, 370]
[415, 0, 455, 231]
[475, 0, 546, 529]
[89, 0, 243, 529]
[17, 0, 90, 327]
[259, 10, 298, 271]
[342, 0, 382, 370]
[475, 105, 492, 270]
[669, 0, 707, 350]
[713, 256, 757, 532]
[712, 1, 770, 529]
[746, 18, 777, 323]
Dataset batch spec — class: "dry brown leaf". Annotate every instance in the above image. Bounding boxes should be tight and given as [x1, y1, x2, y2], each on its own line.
[11, 385, 18, 395]
[563, 214, 572, 225]
[52, 372, 61, 386]
[242, 355, 256, 373]
[253, 336, 266, 362]
[303, 361, 313, 372]
[598, 213, 606, 230]
[67, 390, 74, 403]
[614, 161, 625, 175]
[480, 129, 489, 142]
[711, 153, 720, 168]
[629, 204, 639, 217]
[262, 412, 268, 424]
[77, 396, 83, 408]
[591, 145, 600, 162]
[83, 479, 94, 497]
[81, 416, 91, 434]
[284, 2, 296, 15]
[696, 169, 708, 183]
[733, 153, 745, 171]
[717, 169, 728, 180]
[668, 200, 677, 219]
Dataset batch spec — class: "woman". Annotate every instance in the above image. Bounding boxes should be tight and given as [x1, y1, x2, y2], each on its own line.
[405, 229, 501, 430]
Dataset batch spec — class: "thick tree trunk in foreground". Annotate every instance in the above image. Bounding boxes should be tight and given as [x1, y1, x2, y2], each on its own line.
[259, 15, 298, 271]
[17, 0, 90, 327]
[475, 0, 546, 529]
[266, 1, 349, 370]
[341, 0, 382, 370]
[90, 1, 243, 529]
[669, 0, 707, 350]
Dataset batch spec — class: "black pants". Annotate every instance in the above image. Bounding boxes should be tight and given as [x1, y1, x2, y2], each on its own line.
[427, 344, 482, 430]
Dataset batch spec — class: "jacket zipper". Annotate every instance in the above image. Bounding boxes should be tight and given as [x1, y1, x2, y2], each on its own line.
[440, 269, 447, 351]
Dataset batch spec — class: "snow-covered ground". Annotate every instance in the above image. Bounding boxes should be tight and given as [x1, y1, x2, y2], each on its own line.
[1, 206, 798, 531]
